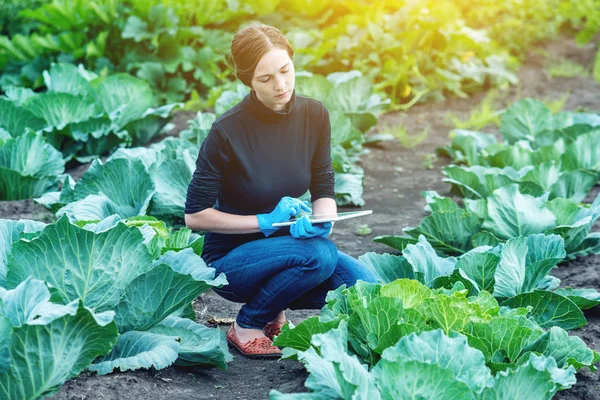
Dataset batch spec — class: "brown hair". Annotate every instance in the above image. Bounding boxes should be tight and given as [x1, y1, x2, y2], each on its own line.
[230, 23, 294, 87]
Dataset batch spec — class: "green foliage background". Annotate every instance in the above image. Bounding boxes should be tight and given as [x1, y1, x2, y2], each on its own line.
[1, 0, 599, 108]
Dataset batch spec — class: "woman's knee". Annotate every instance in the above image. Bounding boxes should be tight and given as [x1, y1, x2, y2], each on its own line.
[296, 238, 338, 278]
[212, 287, 247, 303]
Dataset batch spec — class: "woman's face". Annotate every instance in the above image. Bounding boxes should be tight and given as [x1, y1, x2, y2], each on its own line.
[252, 47, 295, 112]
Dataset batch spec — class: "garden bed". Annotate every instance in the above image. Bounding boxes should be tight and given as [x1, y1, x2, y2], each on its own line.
[1, 37, 598, 400]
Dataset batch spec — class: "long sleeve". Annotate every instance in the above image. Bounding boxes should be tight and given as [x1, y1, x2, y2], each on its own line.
[309, 107, 336, 202]
[185, 122, 230, 214]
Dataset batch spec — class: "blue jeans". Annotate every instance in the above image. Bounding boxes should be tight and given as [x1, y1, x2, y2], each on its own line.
[209, 236, 377, 329]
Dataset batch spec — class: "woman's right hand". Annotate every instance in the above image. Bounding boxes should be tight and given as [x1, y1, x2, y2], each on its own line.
[290, 216, 332, 239]
[257, 196, 311, 237]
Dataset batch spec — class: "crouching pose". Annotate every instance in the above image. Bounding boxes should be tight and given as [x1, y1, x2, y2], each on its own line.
[184, 23, 377, 358]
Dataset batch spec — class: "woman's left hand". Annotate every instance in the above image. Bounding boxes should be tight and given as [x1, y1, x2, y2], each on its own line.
[290, 215, 332, 239]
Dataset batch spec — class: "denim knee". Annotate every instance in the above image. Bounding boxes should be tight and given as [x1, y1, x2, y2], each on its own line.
[297, 238, 338, 281]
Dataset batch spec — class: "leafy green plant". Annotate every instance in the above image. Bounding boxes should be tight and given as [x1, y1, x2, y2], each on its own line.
[296, 70, 390, 133]
[420, 153, 437, 170]
[374, 186, 600, 260]
[179, 111, 215, 144]
[0, 63, 181, 162]
[438, 99, 600, 166]
[355, 224, 372, 236]
[1, 215, 232, 374]
[271, 279, 599, 398]
[123, 5, 234, 104]
[437, 129, 498, 166]
[121, 215, 204, 258]
[0, 131, 65, 200]
[442, 162, 597, 203]
[36, 137, 198, 224]
[558, 0, 600, 44]
[545, 58, 589, 78]
[214, 83, 250, 116]
[363, 233, 598, 330]
[445, 90, 503, 130]
[383, 123, 430, 149]
[0, 278, 118, 399]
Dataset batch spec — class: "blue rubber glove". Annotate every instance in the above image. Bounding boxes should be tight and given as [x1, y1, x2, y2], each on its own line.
[290, 215, 332, 240]
[257, 196, 311, 237]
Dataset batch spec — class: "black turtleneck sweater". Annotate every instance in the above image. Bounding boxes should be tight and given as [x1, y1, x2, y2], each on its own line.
[184, 89, 336, 265]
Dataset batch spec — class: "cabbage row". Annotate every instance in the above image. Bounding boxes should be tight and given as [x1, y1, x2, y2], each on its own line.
[1, 63, 180, 161]
[364, 233, 599, 330]
[2, 0, 597, 107]
[273, 99, 600, 398]
[377, 100, 600, 260]
[0, 62, 180, 201]
[438, 99, 600, 202]
[270, 280, 599, 399]
[0, 216, 232, 398]
[375, 186, 600, 260]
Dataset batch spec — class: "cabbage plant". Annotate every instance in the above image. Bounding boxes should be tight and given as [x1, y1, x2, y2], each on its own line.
[499, 99, 600, 146]
[0, 278, 118, 399]
[122, 215, 204, 258]
[180, 111, 216, 144]
[0, 131, 65, 200]
[296, 70, 390, 134]
[3, 215, 231, 374]
[36, 137, 198, 223]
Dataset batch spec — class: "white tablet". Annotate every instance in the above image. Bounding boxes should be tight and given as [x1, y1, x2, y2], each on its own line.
[271, 210, 373, 227]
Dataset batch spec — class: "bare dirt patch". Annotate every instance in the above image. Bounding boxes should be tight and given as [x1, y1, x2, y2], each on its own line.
[1, 37, 598, 400]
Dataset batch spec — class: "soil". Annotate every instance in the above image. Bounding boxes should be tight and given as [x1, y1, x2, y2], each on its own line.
[1, 37, 598, 399]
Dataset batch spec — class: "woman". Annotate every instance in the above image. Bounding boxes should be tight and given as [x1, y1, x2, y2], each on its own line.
[184, 23, 377, 358]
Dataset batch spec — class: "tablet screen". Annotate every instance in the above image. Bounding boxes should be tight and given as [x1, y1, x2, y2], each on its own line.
[271, 210, 372, 227]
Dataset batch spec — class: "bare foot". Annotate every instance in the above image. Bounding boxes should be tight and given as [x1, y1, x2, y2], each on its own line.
[234, 321, 267, 344]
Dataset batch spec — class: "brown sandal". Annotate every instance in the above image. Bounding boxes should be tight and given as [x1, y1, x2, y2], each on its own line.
[263, 321, 287, 341]
[226, 324, 282, 359]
